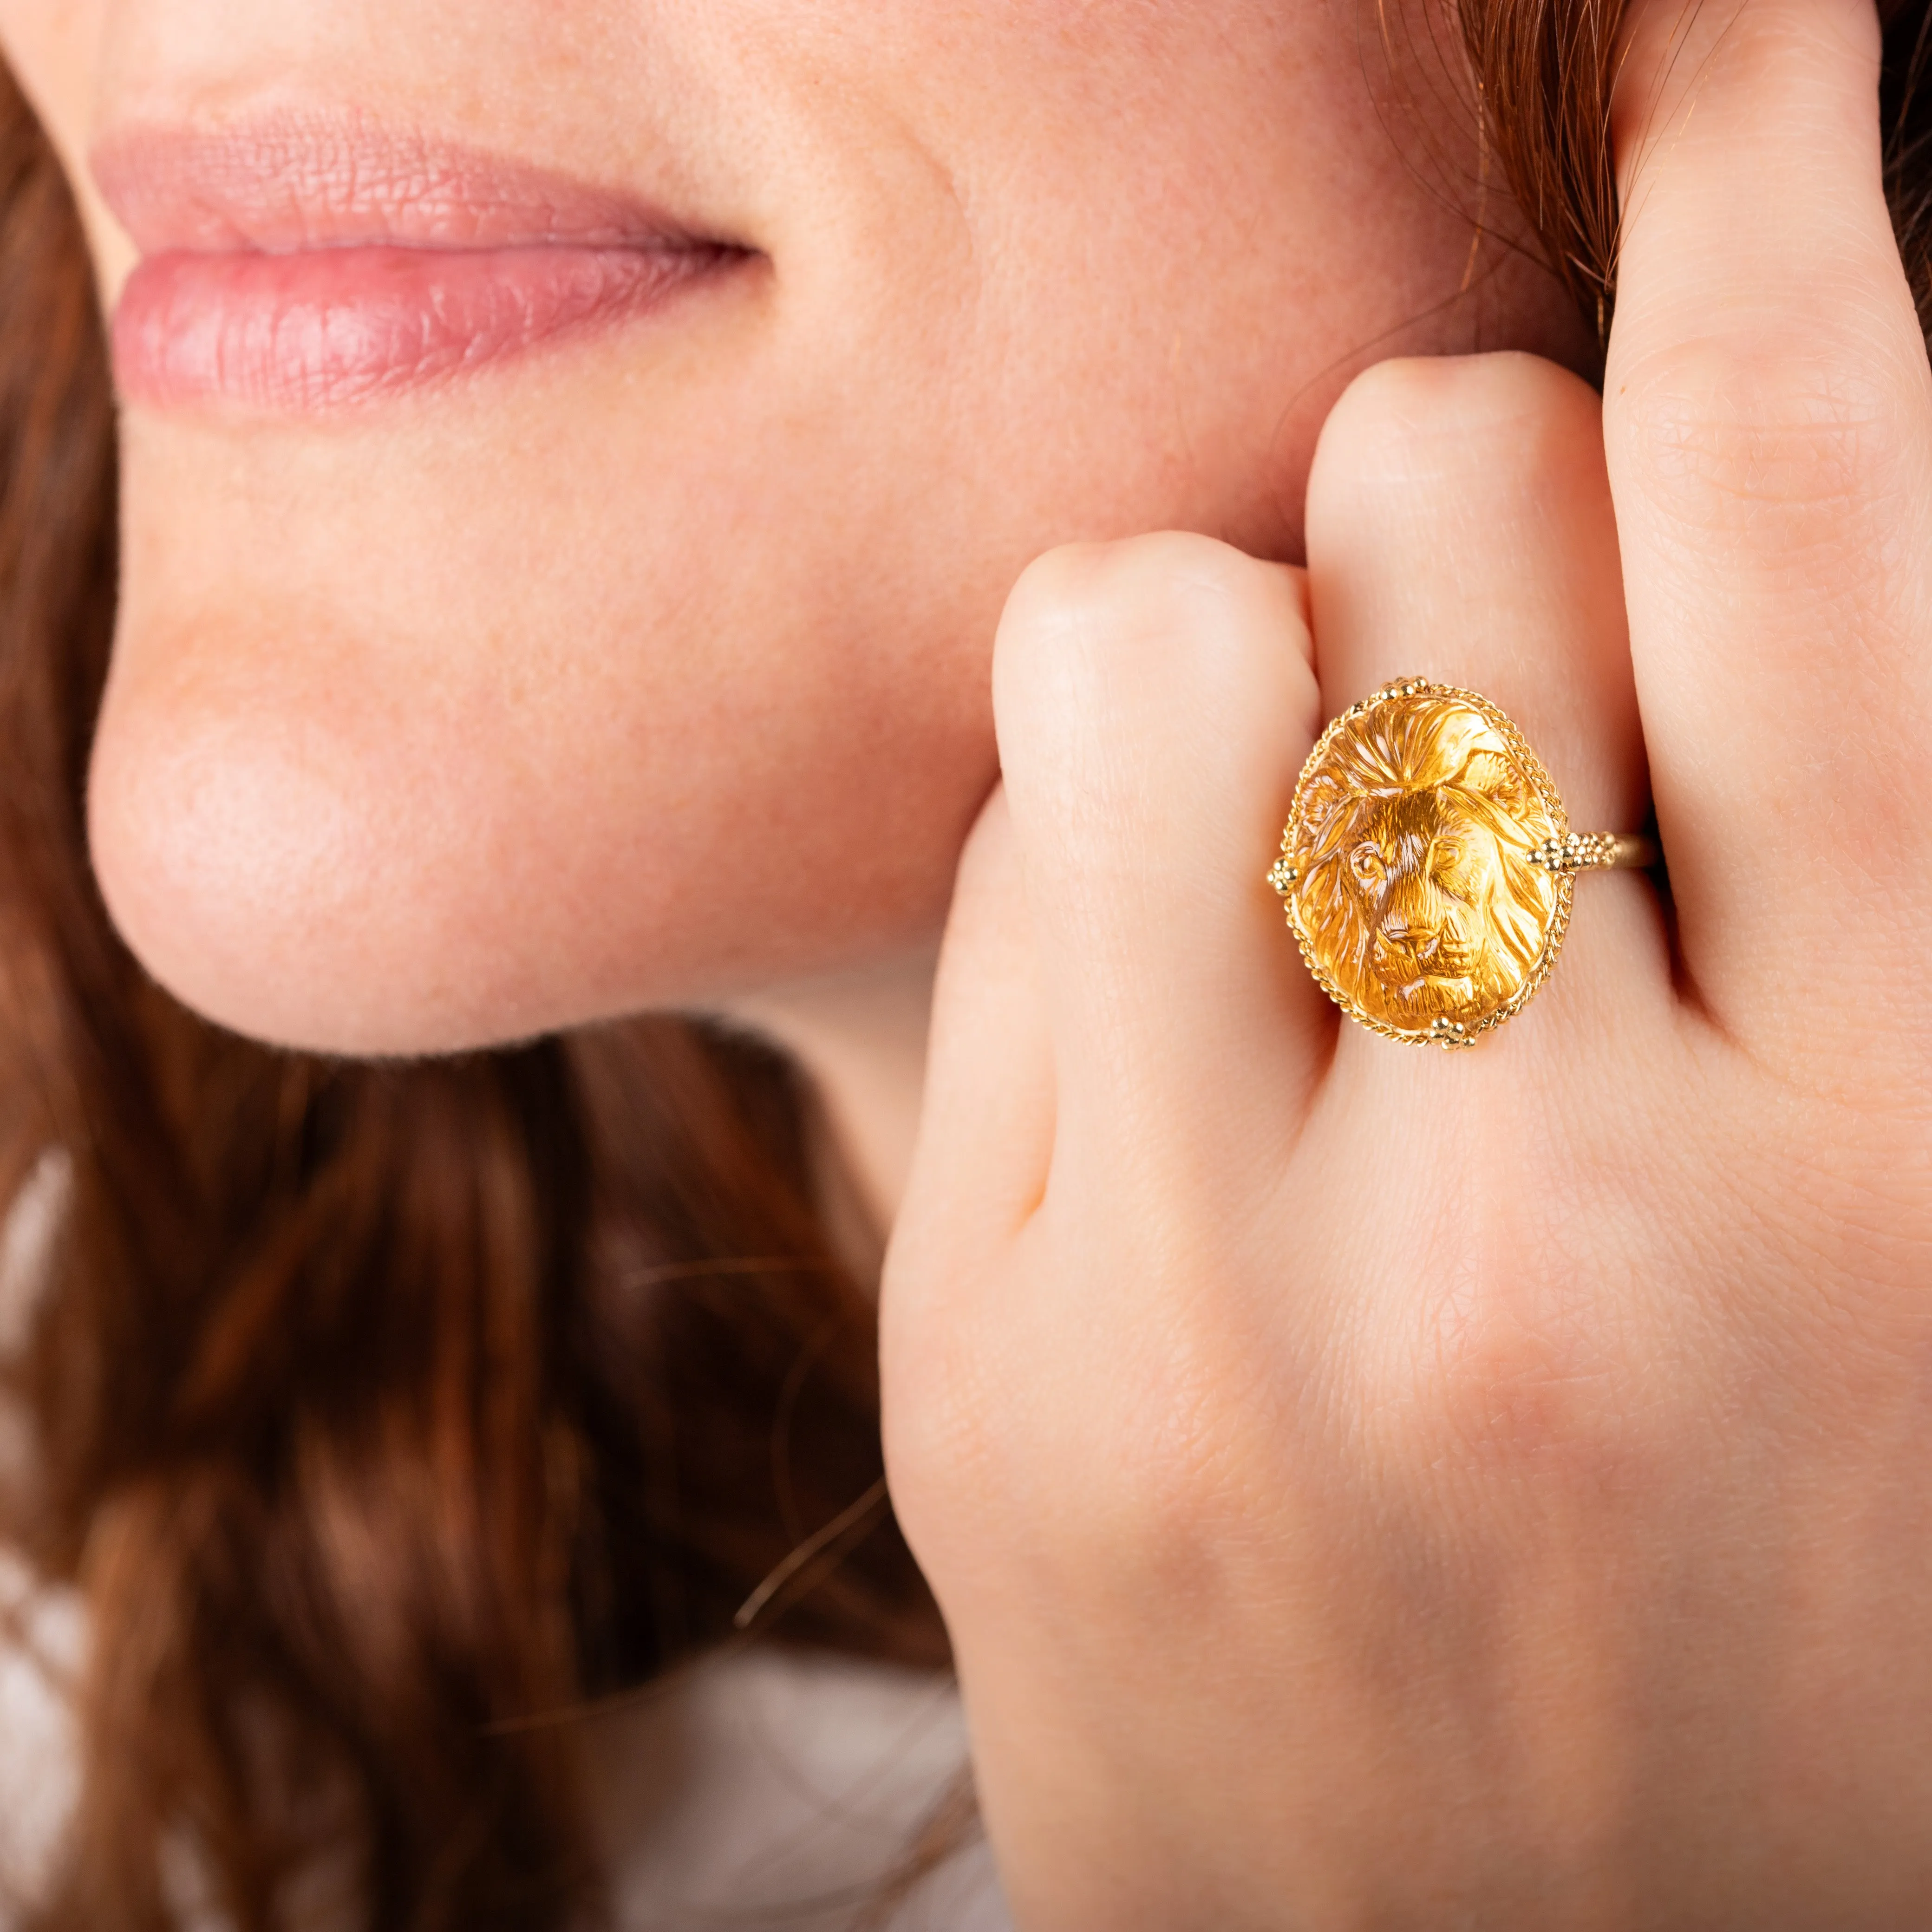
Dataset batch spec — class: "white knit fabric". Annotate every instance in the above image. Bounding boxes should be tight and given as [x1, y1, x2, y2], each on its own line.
[0, 1616, 1006, 1929]
[0, 1553, 81, 1925]
[586, 1647, 1008, 1930]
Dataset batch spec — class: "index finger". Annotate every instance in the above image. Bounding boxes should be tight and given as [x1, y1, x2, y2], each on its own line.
[1604, 0, 1932, 1054]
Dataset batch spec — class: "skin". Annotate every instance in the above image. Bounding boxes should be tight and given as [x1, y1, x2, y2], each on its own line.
[881, 0, 1932, 1920]
[8, 0, 1932, 1925]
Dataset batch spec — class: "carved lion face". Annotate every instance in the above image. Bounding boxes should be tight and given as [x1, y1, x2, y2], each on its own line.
[1345, 784, 1507, 997]
[1289, 692, 1563, 1034]
[1343, 755, 1535, 1011]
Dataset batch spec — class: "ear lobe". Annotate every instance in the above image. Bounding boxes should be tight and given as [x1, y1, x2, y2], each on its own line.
[1457, 748, 1529, 812]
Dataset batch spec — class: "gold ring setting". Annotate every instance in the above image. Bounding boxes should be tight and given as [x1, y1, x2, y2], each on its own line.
[1269, 678, 1656, 1050]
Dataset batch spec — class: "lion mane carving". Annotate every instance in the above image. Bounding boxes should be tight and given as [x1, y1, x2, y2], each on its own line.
[1292, 693, 1560, 1031]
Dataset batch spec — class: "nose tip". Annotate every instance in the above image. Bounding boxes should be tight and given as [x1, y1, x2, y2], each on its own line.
[1382, 914, 1443, 956]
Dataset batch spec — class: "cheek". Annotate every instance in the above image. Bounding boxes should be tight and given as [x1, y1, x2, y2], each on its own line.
[0, 0, 92, 148]
[0, 0, 136, 294]
[91, 362, 1005, 1055]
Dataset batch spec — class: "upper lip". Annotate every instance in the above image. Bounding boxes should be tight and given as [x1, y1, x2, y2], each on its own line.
[92, 108, 727, 257]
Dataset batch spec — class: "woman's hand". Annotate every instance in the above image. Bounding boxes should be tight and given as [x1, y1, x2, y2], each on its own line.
[880, 0, 1932, 1921]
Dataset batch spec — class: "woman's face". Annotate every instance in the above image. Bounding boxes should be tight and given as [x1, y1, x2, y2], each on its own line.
[0, 0, 1585, 1054]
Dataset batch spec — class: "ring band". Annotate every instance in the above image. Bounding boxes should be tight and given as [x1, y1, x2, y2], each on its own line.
[1524, 830, 1661, 874]
[1268, 678, 1656, 1050]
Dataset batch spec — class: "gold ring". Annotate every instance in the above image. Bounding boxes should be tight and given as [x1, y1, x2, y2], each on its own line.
[1267, 678, 1657, 1050]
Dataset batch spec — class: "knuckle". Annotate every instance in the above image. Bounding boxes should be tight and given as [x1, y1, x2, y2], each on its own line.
[994, 532, 1297, 746]
[1609, 331, 1919, 540]
[881, 1286, 1029, 1576]
[881, 1323, 995, 1552]
[1424, 1332, 1615, 1480]
[1359, 1240, 1638, 1494]
[998, 540, 1115, 647]
[1314, 352, 1603, 515]
[1001, 531, 1270, 655]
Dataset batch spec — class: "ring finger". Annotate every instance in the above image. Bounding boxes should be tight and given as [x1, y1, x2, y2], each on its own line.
[1300, 351, 1672, 1083]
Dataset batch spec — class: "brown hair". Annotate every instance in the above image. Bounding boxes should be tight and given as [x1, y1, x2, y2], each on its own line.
[0, 93, 945, 1921]
[0, 3, 1930, 1925]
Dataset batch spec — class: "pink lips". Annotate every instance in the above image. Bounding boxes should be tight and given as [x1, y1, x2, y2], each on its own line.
[97, 116, 745, 412]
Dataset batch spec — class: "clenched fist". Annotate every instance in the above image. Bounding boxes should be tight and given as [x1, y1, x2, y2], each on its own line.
[881, 0, 1932, 1922]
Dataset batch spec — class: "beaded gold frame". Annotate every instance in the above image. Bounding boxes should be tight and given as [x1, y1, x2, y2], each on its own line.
[1269, 677, 1582, 1051]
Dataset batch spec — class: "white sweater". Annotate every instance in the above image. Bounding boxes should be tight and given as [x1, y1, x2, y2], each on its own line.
[0, 1580, 1008, 1930]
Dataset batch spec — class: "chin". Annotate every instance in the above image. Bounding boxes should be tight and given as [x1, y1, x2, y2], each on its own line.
[87, 625, 976, 1058]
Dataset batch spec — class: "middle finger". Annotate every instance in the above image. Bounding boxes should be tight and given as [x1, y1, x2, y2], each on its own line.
[1606, 0, 1932, 1062]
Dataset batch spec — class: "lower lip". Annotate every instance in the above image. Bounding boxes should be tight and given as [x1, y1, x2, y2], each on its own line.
[112, 244, 733, 413]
